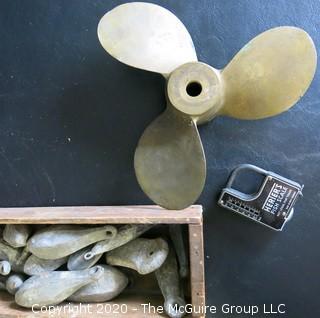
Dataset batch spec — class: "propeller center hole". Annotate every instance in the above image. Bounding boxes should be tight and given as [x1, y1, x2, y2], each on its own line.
[186, 81, 202, 97]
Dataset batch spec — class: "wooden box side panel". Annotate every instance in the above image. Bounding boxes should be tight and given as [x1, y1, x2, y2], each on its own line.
[189, 223, 206, 318]
[0, 205, 202, 224]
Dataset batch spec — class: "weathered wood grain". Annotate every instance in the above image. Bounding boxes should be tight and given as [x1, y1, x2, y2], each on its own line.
[0, 205, 202, 224]
[189, 223, 206, 318]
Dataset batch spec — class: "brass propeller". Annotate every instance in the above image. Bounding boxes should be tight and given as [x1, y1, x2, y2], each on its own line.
[98, 2, 317, 210]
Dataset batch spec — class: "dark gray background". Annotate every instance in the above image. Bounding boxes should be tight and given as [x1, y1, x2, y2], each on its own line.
[0, 1, 319, 317]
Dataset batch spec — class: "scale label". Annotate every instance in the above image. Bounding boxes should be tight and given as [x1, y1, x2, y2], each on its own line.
[262, 182, 289, 214]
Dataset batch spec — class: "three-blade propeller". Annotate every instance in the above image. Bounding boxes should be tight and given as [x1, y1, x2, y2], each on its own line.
[98, 2, 317, 210]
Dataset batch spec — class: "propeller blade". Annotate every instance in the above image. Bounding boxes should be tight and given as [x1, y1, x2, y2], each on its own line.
[97, 2, 197, 76]
[221, 27, 317, 120]
[134, 106, 206, 210]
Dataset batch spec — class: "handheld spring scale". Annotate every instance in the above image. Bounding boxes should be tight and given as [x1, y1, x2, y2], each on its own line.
[218, 164, 304, 231]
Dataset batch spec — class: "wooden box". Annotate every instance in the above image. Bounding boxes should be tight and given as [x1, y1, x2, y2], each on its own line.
[0, 205, 205, 317]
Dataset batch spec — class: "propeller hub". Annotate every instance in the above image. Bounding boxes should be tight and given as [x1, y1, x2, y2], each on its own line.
[167, 62, 223, 124]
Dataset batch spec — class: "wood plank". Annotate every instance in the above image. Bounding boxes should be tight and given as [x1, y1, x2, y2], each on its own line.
[0, 205, 202, 224]
[189, 223, 206, 318]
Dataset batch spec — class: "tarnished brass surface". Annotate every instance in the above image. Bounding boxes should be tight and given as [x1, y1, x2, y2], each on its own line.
[98, 2, 197, 76]
[167, 62, 223, 124]
[221, 27, 317, 119]
[134, 107, 206, 210]
[98, 3, 317, 210]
